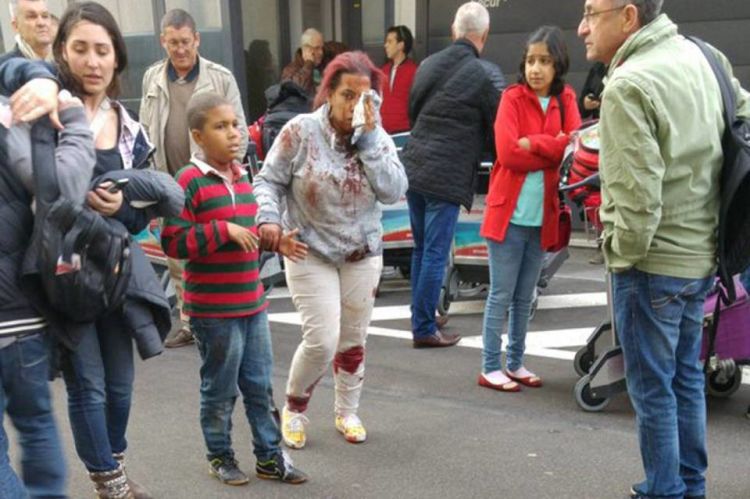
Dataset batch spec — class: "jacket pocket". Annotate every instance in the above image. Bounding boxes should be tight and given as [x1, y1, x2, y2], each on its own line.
[486, 195, 507, 207]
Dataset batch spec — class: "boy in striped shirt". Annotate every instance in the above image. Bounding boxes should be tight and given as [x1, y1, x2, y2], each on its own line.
[162, 92, 308, 487]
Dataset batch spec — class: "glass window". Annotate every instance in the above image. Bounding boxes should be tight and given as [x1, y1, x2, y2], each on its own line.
[241, 0, 281, 121]
[97, 0, 154, 35]
[362, 0, 386, 45]
[165, 0, 222, 29]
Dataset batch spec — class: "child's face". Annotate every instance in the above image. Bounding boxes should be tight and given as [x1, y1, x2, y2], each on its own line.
[525, 42, 555, 97]
[192, 105, 242, 166]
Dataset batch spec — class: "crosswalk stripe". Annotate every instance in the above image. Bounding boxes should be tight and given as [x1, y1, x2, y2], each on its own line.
[268, 291, 750, 386]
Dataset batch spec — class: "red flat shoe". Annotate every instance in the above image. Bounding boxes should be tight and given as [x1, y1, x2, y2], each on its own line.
[505, 370, 543, 388]
[477, 374, 521, 392]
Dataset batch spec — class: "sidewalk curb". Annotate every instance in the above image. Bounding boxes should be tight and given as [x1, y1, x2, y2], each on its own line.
[569, 237, 598, 249]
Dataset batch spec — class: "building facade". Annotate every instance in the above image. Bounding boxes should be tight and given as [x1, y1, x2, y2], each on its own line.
[1, 0, 747, 122]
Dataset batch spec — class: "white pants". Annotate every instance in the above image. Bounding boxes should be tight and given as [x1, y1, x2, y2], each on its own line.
[284, 253, 382, 416]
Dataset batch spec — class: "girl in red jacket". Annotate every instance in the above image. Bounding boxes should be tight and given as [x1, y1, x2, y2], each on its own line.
[478, 26, 580, 392]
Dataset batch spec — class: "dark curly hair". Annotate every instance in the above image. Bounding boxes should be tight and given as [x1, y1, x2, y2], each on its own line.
[517, 25, 569, 96]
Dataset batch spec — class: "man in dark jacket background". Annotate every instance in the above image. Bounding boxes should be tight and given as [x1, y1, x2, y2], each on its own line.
[402, 1, 499, 348]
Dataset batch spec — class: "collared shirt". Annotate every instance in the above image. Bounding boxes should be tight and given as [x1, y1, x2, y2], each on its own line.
[190, 154, 245, 206]
[112, 101, 152, 170]
[167, 57, 200, 84]
[161, 157, 267, 318]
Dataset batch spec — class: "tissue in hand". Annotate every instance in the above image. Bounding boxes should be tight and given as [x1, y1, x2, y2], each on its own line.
[351, 89, 382, 144]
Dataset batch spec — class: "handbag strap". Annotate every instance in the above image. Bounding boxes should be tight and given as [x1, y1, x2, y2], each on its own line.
[554, 94, 566, 132]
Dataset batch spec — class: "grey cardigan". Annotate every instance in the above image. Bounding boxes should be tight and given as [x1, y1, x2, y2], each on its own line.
[254, 104, 408, 264]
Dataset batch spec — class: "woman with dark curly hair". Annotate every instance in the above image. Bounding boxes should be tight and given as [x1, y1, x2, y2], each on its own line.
[478, 26, 581, 392]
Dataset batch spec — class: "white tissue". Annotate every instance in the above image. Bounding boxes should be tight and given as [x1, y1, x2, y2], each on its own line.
[351, 89, 382, 145]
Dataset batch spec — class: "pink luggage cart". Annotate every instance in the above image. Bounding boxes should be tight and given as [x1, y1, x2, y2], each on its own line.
[574, 276, 749, 411]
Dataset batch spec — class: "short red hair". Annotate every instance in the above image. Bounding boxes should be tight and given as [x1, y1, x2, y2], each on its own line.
[313, 51, 385, 110]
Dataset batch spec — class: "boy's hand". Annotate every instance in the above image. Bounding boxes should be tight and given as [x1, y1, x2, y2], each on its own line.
[227, 222, 259, 252]
[259, 223, 282, 252]
[87, 184, 123, 216]
[518, 137, 531, 151]
[278, 228, 308, 262]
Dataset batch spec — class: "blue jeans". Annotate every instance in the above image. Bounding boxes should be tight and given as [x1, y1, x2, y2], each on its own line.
[61, 313, 134, 472]
[191, 310, 280, 462]
[613, 269, 714, 499]
[481, 224, 544, 373]
[0, 333, 66, 499]
[407, 191, 460, 338]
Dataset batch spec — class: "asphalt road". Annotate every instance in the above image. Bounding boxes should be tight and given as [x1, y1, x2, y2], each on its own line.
[8, 248, 750, 499]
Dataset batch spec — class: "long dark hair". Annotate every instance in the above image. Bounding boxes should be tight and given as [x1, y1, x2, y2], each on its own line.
[53, 2, 128, 98]
[517, 25, 569, 96]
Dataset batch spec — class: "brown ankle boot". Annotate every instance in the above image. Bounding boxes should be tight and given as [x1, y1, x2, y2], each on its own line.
[112, 453, 153, 499]
[89, 464, 134, 499]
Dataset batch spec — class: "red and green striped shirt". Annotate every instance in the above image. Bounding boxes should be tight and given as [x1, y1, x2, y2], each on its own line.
[161, 158, 267, 318]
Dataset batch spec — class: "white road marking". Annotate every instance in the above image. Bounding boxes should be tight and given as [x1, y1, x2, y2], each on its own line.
[268, 291, 750, 385]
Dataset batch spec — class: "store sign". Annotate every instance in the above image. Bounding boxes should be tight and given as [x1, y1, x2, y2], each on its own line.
[474, 0, 509, 7]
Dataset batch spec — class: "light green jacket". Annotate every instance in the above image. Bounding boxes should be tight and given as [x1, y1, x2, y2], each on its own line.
[599, 14, 750, 278]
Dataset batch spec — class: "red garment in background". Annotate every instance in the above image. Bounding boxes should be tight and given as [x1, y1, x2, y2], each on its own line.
[380, 58, 417, 133]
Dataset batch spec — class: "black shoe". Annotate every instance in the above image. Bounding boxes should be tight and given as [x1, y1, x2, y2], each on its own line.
[256, 451, 308, 484]
[208, 456, 249, 486]
[412, 331, 461, 348]
[629, 487, 705, 499]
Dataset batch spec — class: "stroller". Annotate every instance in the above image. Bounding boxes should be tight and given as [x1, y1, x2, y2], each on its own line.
[559, 122, 750, 412]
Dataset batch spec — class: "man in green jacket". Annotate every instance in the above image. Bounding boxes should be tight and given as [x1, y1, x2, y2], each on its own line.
[578, 1, 750, 498]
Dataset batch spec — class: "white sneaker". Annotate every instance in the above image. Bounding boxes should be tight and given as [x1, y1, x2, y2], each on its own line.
[335, 414, 367, 443]
[281, 406, 309, 449]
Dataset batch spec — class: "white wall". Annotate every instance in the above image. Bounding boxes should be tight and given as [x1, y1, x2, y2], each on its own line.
[394, 0, 416, 34]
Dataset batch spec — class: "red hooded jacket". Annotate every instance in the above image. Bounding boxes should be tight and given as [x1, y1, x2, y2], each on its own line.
[480, 83, 581, 249]
[380, 58, 417, 133]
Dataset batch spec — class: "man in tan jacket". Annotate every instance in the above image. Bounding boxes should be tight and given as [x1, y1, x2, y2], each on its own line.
[140, 8, 247, 348]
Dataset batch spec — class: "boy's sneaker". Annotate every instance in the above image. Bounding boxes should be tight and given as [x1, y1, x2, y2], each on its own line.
[256, 451, 308, 484]
[208, 456, 249, 486]
[335, 414, 367, 443]
[281, 406, 308, 449]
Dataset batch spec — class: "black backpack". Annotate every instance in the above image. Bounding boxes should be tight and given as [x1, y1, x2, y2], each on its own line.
[689, 37, 750, 302]
[20, 118, 132, 324]
[261, 81, 312, 154]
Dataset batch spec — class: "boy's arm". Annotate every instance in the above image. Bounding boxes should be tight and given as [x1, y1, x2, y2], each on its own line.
[161, 171, 232, 259]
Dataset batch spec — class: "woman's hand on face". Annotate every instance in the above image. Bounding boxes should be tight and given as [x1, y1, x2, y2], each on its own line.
[363, 97, 376, 133]
[518, 137, 531, 151]
[277, 228, 308, 262]
[258, 223, 283, 252]
[87, 184, 124, 216]
[10, 78, 63, 129]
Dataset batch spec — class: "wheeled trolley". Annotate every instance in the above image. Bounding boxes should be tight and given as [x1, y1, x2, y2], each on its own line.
[573, 275, 750, 412]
